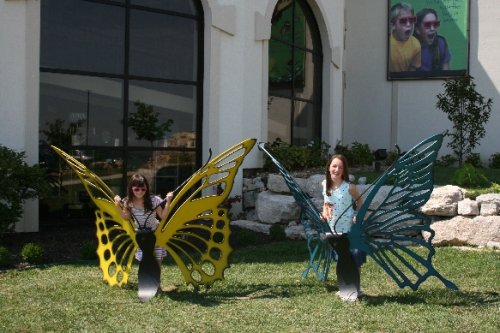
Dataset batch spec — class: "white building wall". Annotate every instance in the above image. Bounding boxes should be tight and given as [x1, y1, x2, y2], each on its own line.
[344, 0, 500, 161]
[0, 0, 345, 230]
[0, 0, 40, 231]
[202, 0, 345, 200]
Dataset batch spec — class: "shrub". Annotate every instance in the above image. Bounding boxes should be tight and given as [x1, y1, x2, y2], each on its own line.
[262, 138, 330, 172]
[465, 153, 482, 168]
[80, 241, 98, 260]
[452, 163, 490, 188]
[385, 149, 399, 166]
[235, 229, 257, 246]
[436, 154, 458, 167]
[20, 242, 45, 264]
[0, 246, 12, 267]
[489, 153, 500, 169]
[269, 224, 287, 241]
[350, 142, 374, 167]
[335, 141, 374, 167]
[0, 145, 50, 233]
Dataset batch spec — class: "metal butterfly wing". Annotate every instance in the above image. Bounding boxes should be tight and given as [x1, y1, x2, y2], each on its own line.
[349, 133, 458, 290]
[257, 143, 334, 281]
[155, 138, 256, 288]
[51, 146, 137, 287]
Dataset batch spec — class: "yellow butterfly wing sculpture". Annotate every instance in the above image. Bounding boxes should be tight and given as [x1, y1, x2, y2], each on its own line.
[51, 138, 256, 289]
[155, 138, 256, 288]
[51, 146, 138, 287]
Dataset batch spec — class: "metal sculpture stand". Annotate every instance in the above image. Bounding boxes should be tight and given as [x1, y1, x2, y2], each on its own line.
[301, 213, 333, 281]
[135, 230, 161, 302]
[327, 234, 360, 302]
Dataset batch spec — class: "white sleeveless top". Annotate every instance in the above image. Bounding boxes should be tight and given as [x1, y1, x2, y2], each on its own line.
[322, 181, 355, 234]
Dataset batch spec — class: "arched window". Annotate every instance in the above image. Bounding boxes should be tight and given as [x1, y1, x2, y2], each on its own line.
[39, 0, 203, 221]
[268, 0, 322, 145]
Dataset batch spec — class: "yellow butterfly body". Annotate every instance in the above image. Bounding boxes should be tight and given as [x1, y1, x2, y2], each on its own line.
[51, 138, 256, 288]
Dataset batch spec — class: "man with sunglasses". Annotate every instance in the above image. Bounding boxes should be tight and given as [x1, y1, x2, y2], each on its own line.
[414, 8, 451, 71]
[389, 2, 421, 72]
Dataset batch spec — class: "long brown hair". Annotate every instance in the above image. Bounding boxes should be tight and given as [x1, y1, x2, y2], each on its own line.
[325, 154, 350, 196]
[126, 174, 153, 211]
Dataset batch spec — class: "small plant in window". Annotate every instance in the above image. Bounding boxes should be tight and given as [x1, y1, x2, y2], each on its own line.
[128, 101, 174, 147]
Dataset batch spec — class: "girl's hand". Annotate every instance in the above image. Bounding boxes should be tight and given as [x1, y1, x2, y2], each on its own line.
[165, 192, 174, 203]
[114, 195, 122, 206]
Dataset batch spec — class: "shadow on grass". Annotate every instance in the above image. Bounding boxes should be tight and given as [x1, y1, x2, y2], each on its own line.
[155, 282, 322, 306]
[363, 288, 500, 307]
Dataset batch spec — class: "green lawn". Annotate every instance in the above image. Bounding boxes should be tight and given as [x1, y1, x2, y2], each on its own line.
[1, 241, 499, 333]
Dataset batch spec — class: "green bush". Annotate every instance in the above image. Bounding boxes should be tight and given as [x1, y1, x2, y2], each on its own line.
[269, 224, 286, 241]
[489, 153, 500, 169]
[350, 142, 374, 167]
[235, 229, 257, 246]
[335, 141, 374, 167]
[465, 153, 482, 168]
[436, 154, 458, 167]
[452, 163, 490, 188]
[0, 246, 12, 267]
[0, 145, 50, 233]
[262, 138, 330, 172]
[80, 241, 98, 260]
[21, 242, 45, 264]
[385, 149, 399, 166]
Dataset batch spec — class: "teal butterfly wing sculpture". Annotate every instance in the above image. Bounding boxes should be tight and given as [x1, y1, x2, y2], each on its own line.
[259, 133, 458, 291]
[258, 143, 334, 281]
[349, 133, 458, 290]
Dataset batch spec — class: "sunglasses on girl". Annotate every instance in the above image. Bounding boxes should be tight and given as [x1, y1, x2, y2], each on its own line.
[423, 20, 440, 29]
[397, 15, 417, 25]
[132, 186, 146, 192]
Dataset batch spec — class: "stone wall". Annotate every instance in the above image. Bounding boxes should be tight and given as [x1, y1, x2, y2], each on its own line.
[232, 174, 500, 249]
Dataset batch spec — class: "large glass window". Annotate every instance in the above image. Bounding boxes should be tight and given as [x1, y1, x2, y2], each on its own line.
[39, 0, 203, 222]
[268, 0, 322, 145]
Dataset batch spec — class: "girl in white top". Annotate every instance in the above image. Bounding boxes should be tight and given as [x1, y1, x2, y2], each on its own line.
[321, 154, 367, 299]
[321, 154, 362, 232]
[113, 174, 173, 268]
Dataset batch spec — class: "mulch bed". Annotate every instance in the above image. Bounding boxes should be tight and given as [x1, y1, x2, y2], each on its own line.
[1, 220, 271, 268]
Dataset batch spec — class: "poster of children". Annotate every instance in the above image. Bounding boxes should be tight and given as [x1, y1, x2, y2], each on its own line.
[387, 0, 469, 79]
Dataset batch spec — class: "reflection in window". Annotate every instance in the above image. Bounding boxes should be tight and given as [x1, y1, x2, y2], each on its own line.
[268, 0, 322, 145]
[40, 72, 123, 147]
[40, 0, 125, 74]
[39, 0, 203, 222]
[128, 81, 197, 148]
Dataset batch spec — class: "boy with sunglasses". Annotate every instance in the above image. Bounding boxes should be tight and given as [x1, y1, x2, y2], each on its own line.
[389, 2, 421, 72]
[414, 8, 451, 71]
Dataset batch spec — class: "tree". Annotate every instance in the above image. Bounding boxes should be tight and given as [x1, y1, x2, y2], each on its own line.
[128, 101, 174, 146]
[436, 76, 493, 167]
[0, 145, 50, 233]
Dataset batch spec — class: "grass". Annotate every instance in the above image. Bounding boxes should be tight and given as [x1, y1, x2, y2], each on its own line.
[1, 241, 499, 332]
[352, 166, 500, 194]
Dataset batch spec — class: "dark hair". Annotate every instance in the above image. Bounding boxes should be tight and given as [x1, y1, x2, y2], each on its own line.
[325, 154, 350, 196]
[415, 8, 448, 70]
[126, 174, 153, 211]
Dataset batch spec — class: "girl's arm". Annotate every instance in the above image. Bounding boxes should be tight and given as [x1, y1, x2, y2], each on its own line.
[158, 192, 174, 220]
[322, 202, 333, 221]
[349, 184, 363, 223]
[114, 195, 130, 220]
[320, 179, 332, 221]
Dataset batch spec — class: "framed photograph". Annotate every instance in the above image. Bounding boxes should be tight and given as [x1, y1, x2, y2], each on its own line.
[387, 0, 469, 80]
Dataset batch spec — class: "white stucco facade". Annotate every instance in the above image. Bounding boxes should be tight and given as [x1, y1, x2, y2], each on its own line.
[1, 0, 499, 231]
[344, 0, 500, 157]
